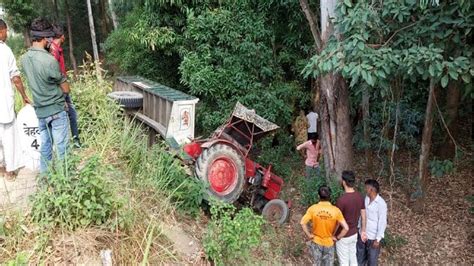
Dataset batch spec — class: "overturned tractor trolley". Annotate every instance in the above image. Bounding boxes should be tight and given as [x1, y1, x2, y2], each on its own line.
[109, 76, 199, 147]
[184, 102, 290, 224]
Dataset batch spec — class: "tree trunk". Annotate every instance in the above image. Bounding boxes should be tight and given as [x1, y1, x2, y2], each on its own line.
[412, 79, 436, 212]
[86, 0, 101, 79]
[23, 29, 31, 48]
[52, 0, 59, 22]
[438, 80, 460, 158]
[362, 86, 373, 177]
[65, 0, 78, 77]
[300, 0, 353, 180]
[108, 0, 119, 30]
[99, 0, 109, 41]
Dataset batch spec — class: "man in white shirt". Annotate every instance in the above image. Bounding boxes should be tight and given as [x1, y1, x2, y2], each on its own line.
[0, 19, 31, 180]
[357, 179, 387, 266]
[306, 110, 319, 140]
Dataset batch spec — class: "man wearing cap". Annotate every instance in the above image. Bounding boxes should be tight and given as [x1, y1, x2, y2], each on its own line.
[21, 18, 70, 174]
[0, 19, 31, 180]
[50, 24, 80, 148]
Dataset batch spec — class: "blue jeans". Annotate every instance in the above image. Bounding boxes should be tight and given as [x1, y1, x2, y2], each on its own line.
[305, 165, 320, 179]
[356, 234, 381, 266]
[65, 94, 79, 141]
[38, 111, 69, 173]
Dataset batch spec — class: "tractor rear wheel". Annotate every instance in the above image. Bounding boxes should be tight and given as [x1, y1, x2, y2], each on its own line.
[262, 199, 289, 225]
[195, 144, 245, 203]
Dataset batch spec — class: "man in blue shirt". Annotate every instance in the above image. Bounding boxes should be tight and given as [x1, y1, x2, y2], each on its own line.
[357, 179, 387, 266]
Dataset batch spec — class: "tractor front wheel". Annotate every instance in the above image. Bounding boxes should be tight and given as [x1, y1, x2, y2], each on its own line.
[195, 144, 245, 203]
[262, 199, 289, 225]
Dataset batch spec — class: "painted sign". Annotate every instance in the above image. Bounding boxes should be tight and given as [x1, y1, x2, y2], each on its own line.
[16, 104, 41, 171]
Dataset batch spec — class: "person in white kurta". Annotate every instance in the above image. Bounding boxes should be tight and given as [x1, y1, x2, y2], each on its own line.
[0, 19, 31, 180]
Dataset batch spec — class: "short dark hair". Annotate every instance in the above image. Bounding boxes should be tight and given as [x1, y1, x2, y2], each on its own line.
[365, 179, 380, 193]
[342, 170, 355, 187]
[0, 19, 7, 29]
[30, 17, 54, 42]
[309, 132, 319, 141]
[52, 23, 65, 38]
[318, 185, 331, 201]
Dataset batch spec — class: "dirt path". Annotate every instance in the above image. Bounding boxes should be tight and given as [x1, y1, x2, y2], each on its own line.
[0, 168, 37, 212]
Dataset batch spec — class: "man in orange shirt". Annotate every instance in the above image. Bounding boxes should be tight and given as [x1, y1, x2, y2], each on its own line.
[301, 186, 349, 266]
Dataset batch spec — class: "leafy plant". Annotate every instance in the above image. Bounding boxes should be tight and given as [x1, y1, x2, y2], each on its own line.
[204, 202, 265, 265]
[383, 230, 408, 249]
[298, 168, 344, 207]
[429, 159, 454, 178]
[31, 155, 122, 229]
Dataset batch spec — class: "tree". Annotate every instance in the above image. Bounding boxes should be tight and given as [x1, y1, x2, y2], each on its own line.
[64, 0, 78, 76]
[86, 0, 101, 78]
[108, 0, 118, 29]
[300, 0, 353, 179]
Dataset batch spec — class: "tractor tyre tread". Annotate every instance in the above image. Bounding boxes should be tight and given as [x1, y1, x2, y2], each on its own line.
[107, 91, 143, 109]
[262, 199, 290, 225]
[195, 143, 245, 203]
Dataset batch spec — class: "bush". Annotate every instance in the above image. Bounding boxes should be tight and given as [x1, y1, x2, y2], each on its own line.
[298, 167, 344, 207]
[32, 155, 122, 229]
[204, 202, 265, 265]
[429, 159, 454, 178]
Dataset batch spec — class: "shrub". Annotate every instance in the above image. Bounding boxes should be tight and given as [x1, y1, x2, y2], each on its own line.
[31, 155, 122, 229]
[429, 159, 454, 178]
[204, 202, 265, 265]
[383, 230, 408, 249]
[298, 167, 344, 207]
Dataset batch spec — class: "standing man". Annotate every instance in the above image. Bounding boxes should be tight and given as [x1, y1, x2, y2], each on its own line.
[301, 186, 349, 266]
[50, 24, 80, 148]
[306, 109, 319, 140]
[335, 171, 367, 266]
[297, 133, 322, 178]
[357, 179, 387, 266]
[21, 18, 70, 174]
[0, 19, 31, 180]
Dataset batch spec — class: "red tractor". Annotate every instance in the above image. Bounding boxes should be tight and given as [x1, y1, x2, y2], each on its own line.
[183, 102, 290, 224]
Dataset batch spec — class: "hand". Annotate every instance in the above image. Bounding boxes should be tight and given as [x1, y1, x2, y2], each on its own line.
[332, 236, 338, 242]
[361, 232, 368, 243]
[307, 234, 315, 240]
[23, 97, 32, 105]
[372, 240, 380, 249]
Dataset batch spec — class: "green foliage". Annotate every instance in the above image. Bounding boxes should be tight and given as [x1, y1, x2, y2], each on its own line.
[467, 195, 474, 215]
[298, 168, 345, 208]
[204, 202, 265, 265]
[429, 159, 454, 178]
[3, 252, 29, 266]
[256, 133, 300, 178]
[31, 155, 122, 229]
[72, 69, 204, 215]
[6, 34, 25, 57]
[383, 230, 408, 249]
[180, 3, 305, 133]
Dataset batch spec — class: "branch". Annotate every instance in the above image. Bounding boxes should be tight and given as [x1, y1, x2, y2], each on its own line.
[299, 0, 322, 52]
[367, 22, 417, 48]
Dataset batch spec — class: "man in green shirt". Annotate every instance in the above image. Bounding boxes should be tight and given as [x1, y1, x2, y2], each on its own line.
[21, 18, 70, 174]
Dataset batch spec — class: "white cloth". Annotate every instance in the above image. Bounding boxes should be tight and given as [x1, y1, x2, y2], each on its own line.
[0, 41, 20, 124]
[0, 119, 24, 172]
[336, 233, 358, 266]
[306, 111, 319, 133]
[364, 194, 387, 241]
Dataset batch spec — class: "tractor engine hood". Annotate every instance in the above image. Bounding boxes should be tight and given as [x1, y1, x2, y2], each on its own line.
[213, 102, 280, 154]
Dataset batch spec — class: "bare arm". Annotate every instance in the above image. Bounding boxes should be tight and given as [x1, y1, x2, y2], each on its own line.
[11, 76, 31, 104]
[60, 81, 70, 94]
[301, 223, 314, 240]
[335, 219, 349, 240]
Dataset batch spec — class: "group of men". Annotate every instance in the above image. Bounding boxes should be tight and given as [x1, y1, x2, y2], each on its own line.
[301, 171, 388, 266]
[0, 17, 79, 180]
